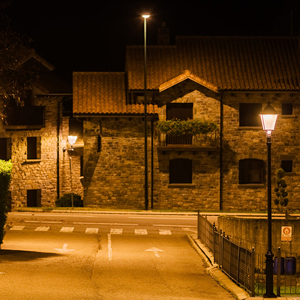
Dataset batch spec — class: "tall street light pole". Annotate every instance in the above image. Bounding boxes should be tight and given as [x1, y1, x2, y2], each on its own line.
[260, 103, 278, 298]
[142, 14, 150, 210]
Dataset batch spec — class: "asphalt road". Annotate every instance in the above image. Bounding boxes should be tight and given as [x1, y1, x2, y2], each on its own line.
[0, 213, 234, 300]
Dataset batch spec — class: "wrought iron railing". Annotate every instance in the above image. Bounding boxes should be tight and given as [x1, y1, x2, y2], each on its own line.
[197, 213, 300, 297]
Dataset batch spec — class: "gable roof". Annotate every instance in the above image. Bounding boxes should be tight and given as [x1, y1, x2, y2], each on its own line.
[126, 36, 300, 91]
[73, 72, 157, 115]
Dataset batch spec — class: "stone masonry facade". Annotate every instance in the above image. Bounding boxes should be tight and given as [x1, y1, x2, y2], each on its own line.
[80, 79, 300, 211]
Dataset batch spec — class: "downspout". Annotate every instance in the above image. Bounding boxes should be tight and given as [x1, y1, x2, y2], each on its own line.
[151, 117, 154, 209]
[57, 96, 72, 200]
[219, 91, 224, 211]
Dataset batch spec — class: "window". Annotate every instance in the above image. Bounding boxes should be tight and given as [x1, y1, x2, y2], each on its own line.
[166, 103, 193, 145]
[281, 160, 293, 173]
[167, 103, 193, 120]
[239, 159, 264, 184]
[239, 103, 262, 126]
[282, 103, 293, 115]
[27, 189, 41, 207]
[27, 137, 41, 159]
[169, 158, 192, 184]
[0, 138, 11, 160]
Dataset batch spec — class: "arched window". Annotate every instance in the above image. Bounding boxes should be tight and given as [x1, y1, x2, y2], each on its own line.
[239, 159, 264, 184]
[169, 158, 192, 184]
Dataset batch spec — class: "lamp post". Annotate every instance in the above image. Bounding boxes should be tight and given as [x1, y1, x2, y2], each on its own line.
[64, 135, 77, 209]
[142, 14, 150, 210]
[259, 103, 278, 298]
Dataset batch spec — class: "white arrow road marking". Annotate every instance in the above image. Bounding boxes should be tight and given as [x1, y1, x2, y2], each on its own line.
[10, 226, 25, 231]
[54, 243, 75, 253]
[108, 234, 112, 261]
[146, 247, 165, 257]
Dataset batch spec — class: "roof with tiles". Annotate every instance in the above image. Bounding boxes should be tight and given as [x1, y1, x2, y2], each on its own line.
[73, 72, 157, 115]
[126, 36, 300, 91]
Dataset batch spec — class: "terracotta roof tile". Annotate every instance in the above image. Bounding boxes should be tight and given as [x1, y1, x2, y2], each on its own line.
[73, 72, 158, 115]
[126, 36, 300, 91]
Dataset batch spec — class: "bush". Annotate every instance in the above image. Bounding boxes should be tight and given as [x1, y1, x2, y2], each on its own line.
[55, 193, 83, 207]
[0, 160, 12, 246]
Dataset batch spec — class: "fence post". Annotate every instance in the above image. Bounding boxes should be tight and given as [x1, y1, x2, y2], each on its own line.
[212, 223, 216, 264]
[197, 210, 200, 240]
[219, 229, 223, 268]
[277, 247, 281, 297]
[251, 247, 255, 297]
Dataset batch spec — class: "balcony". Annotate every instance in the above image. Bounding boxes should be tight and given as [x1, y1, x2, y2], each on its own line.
[158, 131, 219, 152]
[157, 119, 219, 152]
[3, 106, 45, 130]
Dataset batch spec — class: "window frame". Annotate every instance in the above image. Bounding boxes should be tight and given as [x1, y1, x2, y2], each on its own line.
[27, 137, 41, 160]
[169, 158, 193, 184]
[239, 103, 262, 127]
[239, 158, 264, 185]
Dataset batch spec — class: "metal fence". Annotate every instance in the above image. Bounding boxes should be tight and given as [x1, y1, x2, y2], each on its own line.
[198, 213, 255, 296]
[197, 213, 300, 297]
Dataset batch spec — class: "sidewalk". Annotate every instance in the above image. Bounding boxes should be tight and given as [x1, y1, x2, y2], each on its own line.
[187, 233, 299, 300]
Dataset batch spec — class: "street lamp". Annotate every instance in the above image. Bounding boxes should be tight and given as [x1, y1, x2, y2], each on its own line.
[142, 14, 150, 210]
[64, 135, 78, 209]
[259, 103, 278, 298]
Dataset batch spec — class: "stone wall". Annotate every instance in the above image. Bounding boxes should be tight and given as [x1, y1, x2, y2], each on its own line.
[218, 216, 300, 255]
[222, 92, 300, 212]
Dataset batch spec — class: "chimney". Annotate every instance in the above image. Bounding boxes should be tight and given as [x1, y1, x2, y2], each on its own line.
[157, 22, 170, 45]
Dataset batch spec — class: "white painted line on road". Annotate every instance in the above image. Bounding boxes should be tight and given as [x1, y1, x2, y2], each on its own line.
[110, 228, 123, 234]
[73, 222, 138, 226]
[25, 220, 62, 224]
[85, 228, 99, 234]
[182, 228, 197, 233]
[129, 216, 197, 219]
[60, 227, 74, 233]
[108, 234, 112, 261]
[10, 226, 25, 231]
[35, 226, 50, 231]
[153, 224, 197, 228]
[159, 229, 172, 235]
[55, 243, 75, 253]
[135, 229, 148, 235]
[146, 247, 164, 257]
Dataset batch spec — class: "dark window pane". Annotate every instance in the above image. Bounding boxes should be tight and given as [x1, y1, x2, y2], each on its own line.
[239, 103, 262, 126]
[167, 103, 193, 120]
[239, 159, 264, 184]
[27, 189, 41, 207]
[281, 160, 293, 172]
[27, 137, 37, 159]
[282, 103, 293, 115]
[169, 158, 192, 184]
[0, 138, 11, 160]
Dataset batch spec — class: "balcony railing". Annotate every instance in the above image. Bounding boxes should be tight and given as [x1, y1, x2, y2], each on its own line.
[4, 106, 45, 128]
[158, 130, 219, 149]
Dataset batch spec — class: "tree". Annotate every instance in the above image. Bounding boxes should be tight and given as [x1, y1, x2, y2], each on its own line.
[0, 11, 42, 108]
[0, 159, 12, 247]
[274, 168, 289, 213]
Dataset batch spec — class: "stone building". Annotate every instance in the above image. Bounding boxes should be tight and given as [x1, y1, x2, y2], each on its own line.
[73, 36, 300, 211]
[1, 51, 83, 209]
[5, 37, 300, 211]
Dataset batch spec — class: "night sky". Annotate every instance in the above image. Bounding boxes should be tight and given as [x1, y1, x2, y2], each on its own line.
[3, 0, 300, 83]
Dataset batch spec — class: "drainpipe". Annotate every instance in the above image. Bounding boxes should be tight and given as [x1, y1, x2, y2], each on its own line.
[151, 117, 154, 209]
[219, 91, 224, 211]
[57, 96, 72, 200]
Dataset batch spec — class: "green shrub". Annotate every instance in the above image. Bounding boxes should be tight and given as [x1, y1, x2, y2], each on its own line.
[55, 193, 83, 207]
[0, 160, 12, 246]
